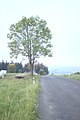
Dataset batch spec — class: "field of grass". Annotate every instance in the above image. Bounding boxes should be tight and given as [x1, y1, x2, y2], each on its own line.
[0, 73, 40, 120]
[63, 73, 80, 80]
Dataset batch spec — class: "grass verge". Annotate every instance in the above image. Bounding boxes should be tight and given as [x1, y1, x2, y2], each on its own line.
[0, 73, 40, 120]
[63, 73, 80, 80]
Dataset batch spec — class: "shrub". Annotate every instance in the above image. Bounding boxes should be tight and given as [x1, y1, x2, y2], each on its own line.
[74, 72, 80, 74]
[39, 69, 46, 75]
[7, 64, 16, 73]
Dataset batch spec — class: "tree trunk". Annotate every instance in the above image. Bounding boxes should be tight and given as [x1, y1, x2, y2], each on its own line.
[30, 61, 34, 76]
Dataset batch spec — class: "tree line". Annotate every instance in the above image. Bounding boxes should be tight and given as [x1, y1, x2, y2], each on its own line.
[0, 60, 49, 75]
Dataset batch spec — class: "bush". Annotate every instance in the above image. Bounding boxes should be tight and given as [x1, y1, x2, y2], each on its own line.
[39, 69, 46, 75]
[74, 72, 80, 74]
[7, 64, 16, 73]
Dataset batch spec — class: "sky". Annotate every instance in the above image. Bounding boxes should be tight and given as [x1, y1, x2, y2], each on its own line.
[0, 0, 80, 67]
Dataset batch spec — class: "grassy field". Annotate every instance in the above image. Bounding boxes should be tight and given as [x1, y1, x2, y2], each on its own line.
[0, 73, 40, 120]
[63, 73, 80, 80]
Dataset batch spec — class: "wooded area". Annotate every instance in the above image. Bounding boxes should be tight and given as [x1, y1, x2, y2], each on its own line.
[0, 60, 49, 75]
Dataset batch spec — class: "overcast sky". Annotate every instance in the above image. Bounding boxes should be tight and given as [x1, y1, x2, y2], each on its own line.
[0, 0, 80, 67]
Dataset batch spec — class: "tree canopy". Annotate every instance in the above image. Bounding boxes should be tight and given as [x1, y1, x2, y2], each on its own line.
[7, 16, 53, 74]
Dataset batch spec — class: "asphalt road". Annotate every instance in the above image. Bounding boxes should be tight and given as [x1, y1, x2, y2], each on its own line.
[38, 76, 80, 120]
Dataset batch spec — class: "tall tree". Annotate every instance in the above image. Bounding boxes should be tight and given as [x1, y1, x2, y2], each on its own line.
[7, 16, 53, 75]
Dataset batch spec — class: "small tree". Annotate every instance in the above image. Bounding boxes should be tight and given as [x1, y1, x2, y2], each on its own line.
[15, 63, 23, 73]
[39, 69, 46, 75]
[7, 64, 16, 73]
[35, 63, 49, 74]
[7, 16, 53, 75]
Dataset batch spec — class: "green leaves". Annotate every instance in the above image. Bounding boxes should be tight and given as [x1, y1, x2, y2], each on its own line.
[7, 16, 53, 63]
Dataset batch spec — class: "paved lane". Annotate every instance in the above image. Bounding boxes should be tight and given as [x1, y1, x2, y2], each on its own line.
[38, 76, 80, 120]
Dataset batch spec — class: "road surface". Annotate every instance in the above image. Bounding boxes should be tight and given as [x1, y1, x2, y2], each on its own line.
[38, 76, 80, 120]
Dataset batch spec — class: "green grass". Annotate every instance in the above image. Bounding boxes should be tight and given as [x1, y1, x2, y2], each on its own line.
[0, 73, 40, 120]
[63, 73, 80, 80]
